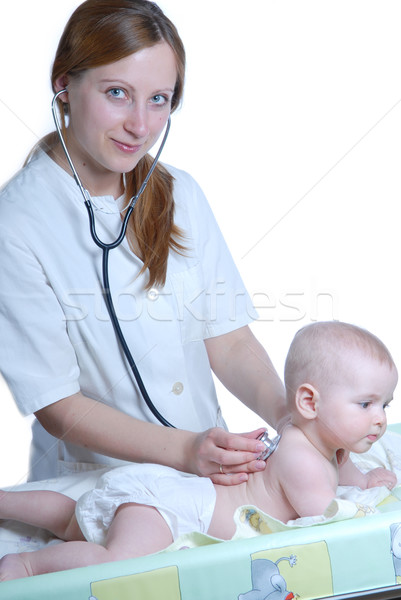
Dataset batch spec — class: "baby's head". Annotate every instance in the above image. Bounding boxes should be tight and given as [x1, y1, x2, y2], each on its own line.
[285, 321, 395, 400]
[284, 322, 397, 448]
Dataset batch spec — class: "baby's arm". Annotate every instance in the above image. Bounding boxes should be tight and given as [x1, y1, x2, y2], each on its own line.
[276, 434, 338, 517]
[338, 458, 397, 490]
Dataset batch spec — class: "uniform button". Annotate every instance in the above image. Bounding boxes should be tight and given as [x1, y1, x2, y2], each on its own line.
[147, 288, 159, 301]
[172, 382, 184, 395]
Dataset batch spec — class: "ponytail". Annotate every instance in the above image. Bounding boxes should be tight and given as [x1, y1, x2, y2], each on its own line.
[124, 154, 186, 288]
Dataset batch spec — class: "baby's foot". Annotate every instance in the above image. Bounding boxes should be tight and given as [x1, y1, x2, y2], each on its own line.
[0, 553, 31, 581]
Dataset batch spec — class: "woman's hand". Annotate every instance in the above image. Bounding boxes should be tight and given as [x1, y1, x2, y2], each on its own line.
[188, 427, 268, 485]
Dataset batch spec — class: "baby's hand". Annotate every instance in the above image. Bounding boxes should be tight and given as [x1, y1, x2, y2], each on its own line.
[365, 467, 397, 490]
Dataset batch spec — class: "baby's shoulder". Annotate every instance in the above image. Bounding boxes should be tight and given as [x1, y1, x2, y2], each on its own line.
[269, 427, 336, 493]
[279, 423, 309, 447]
[274, 425, 328, 469]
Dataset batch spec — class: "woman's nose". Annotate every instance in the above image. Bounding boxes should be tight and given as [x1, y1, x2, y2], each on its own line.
[124, 104, 149, 138]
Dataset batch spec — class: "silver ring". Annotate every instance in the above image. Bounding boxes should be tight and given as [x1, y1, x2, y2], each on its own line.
[219, 464, 224, 474]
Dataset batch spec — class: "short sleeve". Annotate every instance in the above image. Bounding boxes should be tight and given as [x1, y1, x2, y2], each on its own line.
[0, 231, 80, 415]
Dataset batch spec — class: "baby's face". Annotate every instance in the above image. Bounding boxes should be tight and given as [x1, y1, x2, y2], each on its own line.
[315, 352, 398, 454]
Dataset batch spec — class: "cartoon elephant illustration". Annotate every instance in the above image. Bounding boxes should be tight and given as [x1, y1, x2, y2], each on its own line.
[390, 522, 401, 581]
[239, 556, 296, 600]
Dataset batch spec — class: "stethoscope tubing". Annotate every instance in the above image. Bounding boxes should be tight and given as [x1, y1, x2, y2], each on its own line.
[101, 246, 175, 427]
[51, 89, 175, 428]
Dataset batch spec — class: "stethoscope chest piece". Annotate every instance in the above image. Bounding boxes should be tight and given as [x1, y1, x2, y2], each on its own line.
[257, 431, 281, 460]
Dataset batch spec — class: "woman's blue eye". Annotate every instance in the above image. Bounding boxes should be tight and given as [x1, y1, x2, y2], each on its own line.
[152, 94, 168, 105]
[109, 88, 125, 99]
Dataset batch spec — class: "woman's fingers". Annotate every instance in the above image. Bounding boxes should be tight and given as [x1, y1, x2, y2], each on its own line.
[191, 427, 271, 483]
[209, 459, 267, 486]
[210, 427, 267, 455]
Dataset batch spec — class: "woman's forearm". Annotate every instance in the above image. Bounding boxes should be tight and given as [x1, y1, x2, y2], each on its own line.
[34, 393, 196, 473]
[205, 325, 287, 430]
[34, 392, 266, 483]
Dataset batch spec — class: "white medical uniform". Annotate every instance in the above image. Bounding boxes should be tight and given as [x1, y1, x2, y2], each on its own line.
[0, 150, 256, 479]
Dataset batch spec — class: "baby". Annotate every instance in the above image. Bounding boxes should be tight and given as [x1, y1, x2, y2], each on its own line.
[266, 320, 397, 520]
[0, 321, 397, 580]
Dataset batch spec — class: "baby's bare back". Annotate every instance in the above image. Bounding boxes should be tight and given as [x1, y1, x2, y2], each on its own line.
[207, 426, 338, 539]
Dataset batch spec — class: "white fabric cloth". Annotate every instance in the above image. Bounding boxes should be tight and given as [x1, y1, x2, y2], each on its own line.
[0, 150, 256, 478]
[75, 464, 216, 545]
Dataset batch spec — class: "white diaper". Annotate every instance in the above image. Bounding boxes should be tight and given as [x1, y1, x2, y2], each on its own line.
[75, 463, 216, 546]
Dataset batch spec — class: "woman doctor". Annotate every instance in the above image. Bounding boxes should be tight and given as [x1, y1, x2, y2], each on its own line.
[0, 0, 286, 485]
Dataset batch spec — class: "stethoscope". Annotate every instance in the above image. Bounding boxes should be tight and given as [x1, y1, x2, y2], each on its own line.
[52, 89, 280, 457]
[256, 432, 281, 460]
[52, 88, 174, 428]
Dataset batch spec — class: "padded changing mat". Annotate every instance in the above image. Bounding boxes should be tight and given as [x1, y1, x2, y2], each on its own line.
[2, 426, 401, 599]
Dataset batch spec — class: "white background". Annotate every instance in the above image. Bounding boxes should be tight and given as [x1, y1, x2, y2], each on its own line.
[1, 1, 401, 487]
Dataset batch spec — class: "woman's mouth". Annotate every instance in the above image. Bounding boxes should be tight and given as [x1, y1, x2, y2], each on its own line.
[112, 139, 142, 154]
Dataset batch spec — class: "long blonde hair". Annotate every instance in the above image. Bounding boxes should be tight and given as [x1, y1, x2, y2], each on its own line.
[47, 0, 186, 288]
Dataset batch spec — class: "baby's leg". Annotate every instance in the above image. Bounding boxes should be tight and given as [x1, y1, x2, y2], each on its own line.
[0, 541, 112, 581]
[0, 489, 82, 541]
[105, 502, 174, 559]
[0, 503, 173, 580]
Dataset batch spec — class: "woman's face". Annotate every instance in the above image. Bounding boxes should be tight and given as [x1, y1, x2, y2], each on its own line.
[56, 42, 177, 195]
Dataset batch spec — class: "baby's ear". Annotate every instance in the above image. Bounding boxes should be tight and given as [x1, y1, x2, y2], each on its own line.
[295, 384, 320, 419]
